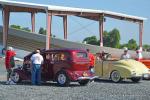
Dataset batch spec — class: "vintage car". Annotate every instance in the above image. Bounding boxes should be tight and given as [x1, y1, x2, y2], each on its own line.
[11, 48, 97, 86]
[94, 53, 150, 83]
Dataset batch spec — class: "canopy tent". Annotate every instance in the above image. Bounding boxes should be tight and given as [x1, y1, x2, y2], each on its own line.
[0, 0, 146, 50]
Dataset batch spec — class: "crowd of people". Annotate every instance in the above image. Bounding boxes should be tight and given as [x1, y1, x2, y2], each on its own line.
[1, 46, 143, 85]
[121, 47, 143, 60]
[2, 47, 44, 85]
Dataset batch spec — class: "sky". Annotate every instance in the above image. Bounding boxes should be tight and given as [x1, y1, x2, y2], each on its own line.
[0, 0, 150, 45]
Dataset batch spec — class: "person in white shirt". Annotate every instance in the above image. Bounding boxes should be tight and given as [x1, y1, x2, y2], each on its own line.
[120, 47, 131, 60]
[30, 49, 43, 85]
[136, 49, 143, 60]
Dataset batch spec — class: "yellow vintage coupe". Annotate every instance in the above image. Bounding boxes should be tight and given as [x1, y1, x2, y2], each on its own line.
[94, 53, 150, 83]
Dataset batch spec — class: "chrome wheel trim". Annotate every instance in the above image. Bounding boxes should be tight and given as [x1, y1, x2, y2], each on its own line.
[11, 72, 19, 82]
[111, 71, 121, 82]
[58, 74, 66, 85]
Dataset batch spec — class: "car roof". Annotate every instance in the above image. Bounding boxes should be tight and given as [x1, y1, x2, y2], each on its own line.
[44, 48, 87, 53]
[24, 48, 87, 59]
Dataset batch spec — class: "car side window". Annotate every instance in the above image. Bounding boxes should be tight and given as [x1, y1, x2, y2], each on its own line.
[52, 52, 70, 62]
[44, 53, 54, 63]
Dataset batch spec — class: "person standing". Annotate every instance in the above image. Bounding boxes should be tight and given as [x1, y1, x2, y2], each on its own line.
[120, 47, 131, 59]
[87, 49, 95, 68]
[5, 47, 16, 84]
[136, 49, 143, 60]
[30, 49, 43, 85]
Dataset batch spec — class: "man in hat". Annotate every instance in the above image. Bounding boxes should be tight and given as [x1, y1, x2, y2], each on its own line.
[30, 49, 43, 85]
[120, 47, 131, 59]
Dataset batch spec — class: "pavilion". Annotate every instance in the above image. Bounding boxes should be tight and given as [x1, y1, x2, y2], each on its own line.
[0, 0, 146, 50]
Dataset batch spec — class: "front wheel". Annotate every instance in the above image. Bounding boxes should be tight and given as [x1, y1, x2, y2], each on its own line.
[131, 77, 141, 83]
[56, 70, 70, 87]
[10, 72, 21, 83]
[110, 70, 122, 83]
[78, 80, 89, 86]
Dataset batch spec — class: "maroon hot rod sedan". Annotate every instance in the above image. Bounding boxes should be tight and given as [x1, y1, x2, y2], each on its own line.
[11, 48, 97, 86]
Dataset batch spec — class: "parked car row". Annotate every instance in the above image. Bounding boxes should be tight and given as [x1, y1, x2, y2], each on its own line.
[10, 48, 150, 86]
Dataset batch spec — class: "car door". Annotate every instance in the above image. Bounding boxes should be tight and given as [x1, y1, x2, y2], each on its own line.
[102, 60, 113, 78]
[94, 59, 103, 77]
[42, 52, 54, 81]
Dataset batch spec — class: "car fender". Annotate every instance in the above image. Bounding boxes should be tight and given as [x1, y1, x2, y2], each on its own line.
[110, 65, 133, 78]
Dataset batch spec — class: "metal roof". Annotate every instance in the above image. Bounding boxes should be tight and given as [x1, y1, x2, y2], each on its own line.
[0, 0, 147, 22]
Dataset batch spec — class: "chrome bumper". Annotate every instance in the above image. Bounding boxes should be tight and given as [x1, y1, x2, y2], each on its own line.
[143, 73, 150, 79]
[77, 76, 99, 81]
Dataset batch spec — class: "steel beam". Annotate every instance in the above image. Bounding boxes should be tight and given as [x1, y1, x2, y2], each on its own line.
[99, 15, 104, 47]
[31, 12, 35, 32]
[63, 16, 67, 40]
[139, 22, 143, 51]
[2, 6, 10, 49]
[46, 11, 52, 50]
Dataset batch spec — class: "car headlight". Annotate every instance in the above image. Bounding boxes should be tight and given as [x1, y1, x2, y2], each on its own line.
[90, 68, 95, 74]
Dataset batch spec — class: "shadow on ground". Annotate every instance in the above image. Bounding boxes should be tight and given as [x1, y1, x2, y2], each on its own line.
[0, 81, 83, 87]
[94, 78, 141, 84]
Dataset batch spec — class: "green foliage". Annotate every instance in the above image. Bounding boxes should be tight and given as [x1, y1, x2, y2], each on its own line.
[120, 39, 137, 50]
[39, 27, 46, 35]
[82, 36, 98, 45]
[38, 27, 56, 38]
[82, 28, 121, 48]
[120, 43, 128, 49]
[10, 25, 21, 30]
[109, 28, 120, 48]
[127, 39, 137, 50]
[143, 44, 150, 51]
[10, 24, 31, 32]
[21, 27, 31, 32]
[103, 31, 110, 47]
[102, 28, 121, 48]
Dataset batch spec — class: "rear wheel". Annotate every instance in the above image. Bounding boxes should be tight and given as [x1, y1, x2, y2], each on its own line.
[10, 72, 21, 83]
[78, 80, 89, 86]
[131, 77, 141, 83]
[56, 70, 70, 87]
[110, 70, 122, 83]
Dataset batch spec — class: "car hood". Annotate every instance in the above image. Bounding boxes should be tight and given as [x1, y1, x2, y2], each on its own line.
[114, 59, 149, 73]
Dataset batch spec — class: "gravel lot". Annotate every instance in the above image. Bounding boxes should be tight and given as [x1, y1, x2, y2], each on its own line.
[0, 80, 150, 100]
[0, 59, 150, 100]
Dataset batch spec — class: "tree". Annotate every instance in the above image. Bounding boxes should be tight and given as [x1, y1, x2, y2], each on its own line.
[103, 31, 110, 47]
[82, 28, 121, 48]
[127, 39, 137, 50]
[21, 27, 31, 32]
[38, 27, 56, 38]
[82, 36, 98, 45]
[109, 28, 120, 48]
[10, 25, 21, 30]
[143, 44, 150, 51]
[10, 25, 31, 32]
[39, 27, 46, 35]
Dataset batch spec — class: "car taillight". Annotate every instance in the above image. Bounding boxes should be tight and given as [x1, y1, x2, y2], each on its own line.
[83, 72, 88, 77]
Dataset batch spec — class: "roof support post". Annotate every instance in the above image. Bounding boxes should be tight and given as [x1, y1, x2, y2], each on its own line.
[139, 22, 143, 51]
[63, 16, 67, 40]
[99, 15, 104, 47]
[46, 11, 52, 50]
[2, 6, 10, 49]
[31, 12, 35, 33]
